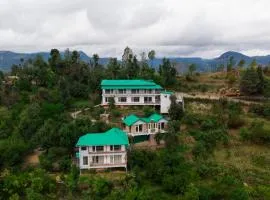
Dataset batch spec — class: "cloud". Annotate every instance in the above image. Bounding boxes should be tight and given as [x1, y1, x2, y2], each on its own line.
[1, 0, 270, 58]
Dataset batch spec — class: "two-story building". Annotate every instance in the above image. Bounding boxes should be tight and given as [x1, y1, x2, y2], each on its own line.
[101, 80, 163, 106]
[76, 128, 129, 171]
[101, 79, 183, 114]
[122, 113, 168, 137]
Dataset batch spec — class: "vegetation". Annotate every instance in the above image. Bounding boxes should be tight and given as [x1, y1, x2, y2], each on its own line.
[0, 47, 270, 199]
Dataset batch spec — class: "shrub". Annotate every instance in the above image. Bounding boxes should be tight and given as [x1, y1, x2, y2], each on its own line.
[143, 106, 155, 116]
[111, 109, 121, 118]
[227, 113, 245, 129]
[239, 127, 252, 141]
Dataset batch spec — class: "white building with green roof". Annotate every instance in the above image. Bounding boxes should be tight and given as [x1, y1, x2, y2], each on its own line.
[122, 113, 168, 137]
[76, 128, 129, 170]
[101, 79, 183, 113]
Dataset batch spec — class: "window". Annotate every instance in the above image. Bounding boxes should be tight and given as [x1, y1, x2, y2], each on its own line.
[155, 96, 160, 102]
[118, 97, 127, 102]
[136, 124, 143, 132]
[110, 155, 113, 163]
[92, 146, 96, 151]
[92, 156, 104, 164]
[118, 89, 126, 94]
[110, 145, 121, 151]
[144, 89, 152, 94]
[131, 97, 140, 102]
[161, 122, 165, 129]
[83, 156, 88, 165]
[96, 146, 104, 152]
[105, 97, 109, 102]
[144, 97, 152, 103]
[155, 89, 161, 94]
[158, 123, 161, 129]
[131, 89, 139, 94]
[114, 155, 122, 164]
[115, 145, 121, 151]
[105, 89, 113, 94]
[81, 147, 87, 151]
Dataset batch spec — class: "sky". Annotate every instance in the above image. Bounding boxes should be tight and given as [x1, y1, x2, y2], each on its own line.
[1, 0, 270, 58]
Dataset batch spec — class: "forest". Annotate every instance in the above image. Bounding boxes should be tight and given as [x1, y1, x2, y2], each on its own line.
[0, 47, 270, 199]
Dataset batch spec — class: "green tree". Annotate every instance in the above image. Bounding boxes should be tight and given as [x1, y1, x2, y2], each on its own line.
[238, 59, 245, 68]
[159, 58, 177, 86]
[240, 67, 261, 95]
[107, 58, 120, 79]
[92, 54, 100, 68]
[168, 95, 184, 121]
[148, 50, 156, 67]
[188, 63, 197, 76]
[250, 59, 257, 68]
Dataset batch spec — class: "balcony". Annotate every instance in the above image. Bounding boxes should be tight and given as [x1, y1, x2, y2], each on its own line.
[128, 129, 166, 136]
[89, 162, 127, 168]
[88, 150, 126, 154]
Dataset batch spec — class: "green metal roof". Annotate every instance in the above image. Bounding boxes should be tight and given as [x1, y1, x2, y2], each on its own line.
[76, 128, 129, 146]
[161, 91, 174, 95]
[123, 113, 165, 126]
[101, 80, 163, 89]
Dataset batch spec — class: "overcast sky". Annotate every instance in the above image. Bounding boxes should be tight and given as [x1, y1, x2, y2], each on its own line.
[1, 0, 270, 58]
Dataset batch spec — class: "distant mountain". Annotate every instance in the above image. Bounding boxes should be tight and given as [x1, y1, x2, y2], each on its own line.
[1, 50, 270, 72]
[0, 51, 110, 72]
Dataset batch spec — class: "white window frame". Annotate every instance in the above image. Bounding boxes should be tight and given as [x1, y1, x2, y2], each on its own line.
[118, 89, 126, 94]
[118, 97, 127, 102]
[131, 97, 140, 102]
[83, 156, 88, 165]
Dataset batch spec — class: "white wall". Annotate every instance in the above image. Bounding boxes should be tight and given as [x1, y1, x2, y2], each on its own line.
[160, 93, 172, 113]
[78, 145, 127, 169]
[102, 89, 160, 105]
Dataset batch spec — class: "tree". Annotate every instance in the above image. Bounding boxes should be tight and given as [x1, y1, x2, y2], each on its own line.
[159, 58, 177, 86]
[257, 66, 265, 94]
[240, 67, 261, 95]
[188, 64, 197, 76]
[71, 50, 80, 64]
[107, 58, 120, 79]
[227, 56, 235, 72]
[122, 47, 133, 63]
[49, 49, 61, 70]
[148, 50, 156, 67]
[92, 54, 99, 68]
[168, 95, 184, 121]
[238, 59, 245, 68]
[108, 97, 115, 110]
[250, 59, 257, 68]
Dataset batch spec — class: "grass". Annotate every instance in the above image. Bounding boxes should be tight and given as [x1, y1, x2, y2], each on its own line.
[174, 72, 239, 94]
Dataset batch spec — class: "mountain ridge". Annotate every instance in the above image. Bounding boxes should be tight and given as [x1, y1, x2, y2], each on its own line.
[1, 50, 270, 72]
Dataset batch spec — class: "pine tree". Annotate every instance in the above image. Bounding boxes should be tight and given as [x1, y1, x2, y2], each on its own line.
[240, 68, 260, 95]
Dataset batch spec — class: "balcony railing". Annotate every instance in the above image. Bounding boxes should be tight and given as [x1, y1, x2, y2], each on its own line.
[128, 129, 166, 136]
[88, 150, 126, 154]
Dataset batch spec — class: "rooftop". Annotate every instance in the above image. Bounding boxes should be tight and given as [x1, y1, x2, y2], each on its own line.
[123, 113, 165, 126]
[76, 128, 129, 146]
[101, 80, 163, 89]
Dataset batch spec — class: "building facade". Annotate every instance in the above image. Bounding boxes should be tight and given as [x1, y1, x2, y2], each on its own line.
[123, 113, 168, 137]
[76, 128, 129, 170]
[101, 80, 163, 106]
[101, 79, 183, 114]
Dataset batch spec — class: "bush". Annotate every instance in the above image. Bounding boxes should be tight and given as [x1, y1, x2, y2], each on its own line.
[111, 109, 121, 118]
[249, 104, 270, 119]
[240, 121, 270, 144]
[239, 128, 252, 141]
[143, 106, 155, 116]
[227, 113, 245, 129]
